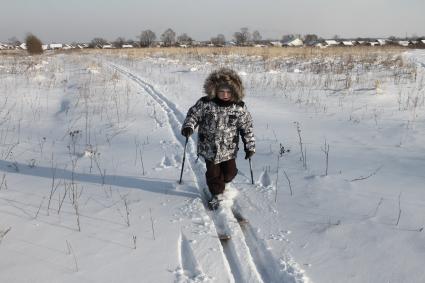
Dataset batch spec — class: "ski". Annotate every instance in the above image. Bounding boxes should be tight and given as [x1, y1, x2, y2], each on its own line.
[202, 187, 232, 240]
[232, 209, 249, 225]
[218, 234, 231, 241]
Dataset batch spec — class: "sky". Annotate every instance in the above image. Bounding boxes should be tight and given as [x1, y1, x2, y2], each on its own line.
[0, 0, 424, 43]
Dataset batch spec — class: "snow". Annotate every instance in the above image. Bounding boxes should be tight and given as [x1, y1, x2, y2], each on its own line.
[1, 49, 425, 283]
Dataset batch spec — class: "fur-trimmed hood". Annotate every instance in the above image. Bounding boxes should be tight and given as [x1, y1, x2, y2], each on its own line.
[203, 68, 245, 102]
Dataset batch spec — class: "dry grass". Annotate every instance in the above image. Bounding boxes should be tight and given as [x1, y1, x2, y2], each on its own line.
[81, 46, 408, 60]
[3, 45, 408, 60]
[0, 50, 25, 56]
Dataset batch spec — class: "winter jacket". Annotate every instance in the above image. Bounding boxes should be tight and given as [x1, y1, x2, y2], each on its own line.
[182, 68, 255, 164]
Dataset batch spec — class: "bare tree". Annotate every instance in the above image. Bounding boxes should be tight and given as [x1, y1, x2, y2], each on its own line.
[161, 28, 176, 47]
[282, 34, 295, 43]
[252, 30, 262, 43]
[233, 27, 251, 46]
[211, 34, 226, 46]
[25, 33, 43, 54]
[8, 36, 21, 47]
[113, 37, 126, 48]
[304, 34, 319, 45]
[177, 33, 193, 45]
[139, 30, 156, 47]
[125, 39, 138, 47]
[89, 37, 108, 48]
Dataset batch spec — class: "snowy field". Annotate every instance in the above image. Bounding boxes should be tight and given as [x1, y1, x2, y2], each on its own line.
[0, 48, 424, 283]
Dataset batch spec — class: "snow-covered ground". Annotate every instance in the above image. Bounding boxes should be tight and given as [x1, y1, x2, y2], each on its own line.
[0, 49, 424, 283]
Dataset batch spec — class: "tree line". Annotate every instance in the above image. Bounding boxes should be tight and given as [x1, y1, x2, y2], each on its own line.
[8, 28, 425, 55]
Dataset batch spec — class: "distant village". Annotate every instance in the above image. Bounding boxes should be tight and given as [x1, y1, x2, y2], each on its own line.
[2, 34, 425, 51]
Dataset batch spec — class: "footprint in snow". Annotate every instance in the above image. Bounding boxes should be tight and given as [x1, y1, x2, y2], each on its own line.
[259, 169, 272, 187]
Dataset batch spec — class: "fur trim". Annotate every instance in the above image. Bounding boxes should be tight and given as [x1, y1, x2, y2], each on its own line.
[203, 68, 245, 102]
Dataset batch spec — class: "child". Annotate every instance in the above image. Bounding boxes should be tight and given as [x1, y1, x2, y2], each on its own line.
[181, 68, 255, 210]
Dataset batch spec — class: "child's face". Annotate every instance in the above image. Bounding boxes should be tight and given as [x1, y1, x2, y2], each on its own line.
[217, 87, 232, 102]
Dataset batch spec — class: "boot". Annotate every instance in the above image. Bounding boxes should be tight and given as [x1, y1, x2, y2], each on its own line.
[208, 195, 221, 211]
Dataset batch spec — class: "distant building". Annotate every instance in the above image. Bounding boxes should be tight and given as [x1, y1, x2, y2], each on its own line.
[63, 44, 74, 50]
[122, 44, 134, 48]
[102, 44, 114, 49]
[50, 43, 63, 49]
[270, 41, 283, 47]
[398, 41, 411, 47]
[324, 40, 340, 46]
[315, 42, 326, 48]
[342, 41, 355, 46]
[284, 38, 304, 47]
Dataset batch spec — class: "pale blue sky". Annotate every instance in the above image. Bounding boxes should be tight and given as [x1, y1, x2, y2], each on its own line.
[1, 0, 424, 43]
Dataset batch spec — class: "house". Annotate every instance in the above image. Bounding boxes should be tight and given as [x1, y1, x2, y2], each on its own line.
[63, 44, 73, 50]
[377, 39, 387, 45]
[283, 38, 304, 47]
[77, 44, 89, 49]
[324, 40, 340, 46]
[50, 43, 63, 49]
[122, 44, 133, 48]
[1, 44, 14, 50]
[18, 43, 27, 50]
[191, 41, 202, 46]
[342, 41, 355, 46]
[102, 44, 114, 49]
[315, 42, 327, 48]
[416, 40, 425, 48]
[270, 41, 283, 47]
[398, 41, 411, 47]
[0, 43, 9, 50]
[42, 44, 49, 50]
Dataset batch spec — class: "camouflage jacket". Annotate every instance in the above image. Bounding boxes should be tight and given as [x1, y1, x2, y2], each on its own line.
[182, 97, 255, 164]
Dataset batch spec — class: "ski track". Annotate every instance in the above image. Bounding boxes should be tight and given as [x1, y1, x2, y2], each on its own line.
[177, 233, 209, 283]
[232, 202, 302, 283]
[108, 62, 302, 283]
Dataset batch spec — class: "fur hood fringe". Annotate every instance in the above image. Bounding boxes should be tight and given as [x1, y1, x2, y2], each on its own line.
[203, 68, 245, 102]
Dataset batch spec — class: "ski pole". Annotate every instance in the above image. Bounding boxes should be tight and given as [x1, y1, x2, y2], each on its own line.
[178, 136, 189, 184]
[249, 157, 254, 185]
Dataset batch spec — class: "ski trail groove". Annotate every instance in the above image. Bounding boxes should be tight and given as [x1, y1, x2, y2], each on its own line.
[108, 62, 301, 283]
[177, 233, 207, 282]
[232, 202, 302, 283]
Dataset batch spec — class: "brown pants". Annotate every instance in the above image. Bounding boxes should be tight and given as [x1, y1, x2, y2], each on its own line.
[205, 159, 238, 196]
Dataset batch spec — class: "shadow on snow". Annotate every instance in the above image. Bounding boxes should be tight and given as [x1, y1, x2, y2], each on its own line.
[0, 159, 199, 199]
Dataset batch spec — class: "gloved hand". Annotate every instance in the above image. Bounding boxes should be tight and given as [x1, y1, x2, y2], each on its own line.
[181, 127, 193, 137]
[245, 150, 255, 160]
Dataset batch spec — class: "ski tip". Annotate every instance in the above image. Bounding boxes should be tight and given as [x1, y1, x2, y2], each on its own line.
[232, 211, 249, 225]
[237, 218, 249, 225]
[218, 234, 231, 241]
